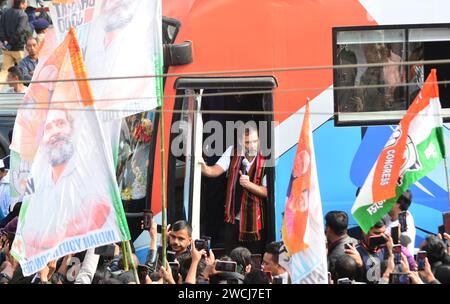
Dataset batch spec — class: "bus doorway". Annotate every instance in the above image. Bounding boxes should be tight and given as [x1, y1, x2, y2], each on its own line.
[167, 77, 276, 249]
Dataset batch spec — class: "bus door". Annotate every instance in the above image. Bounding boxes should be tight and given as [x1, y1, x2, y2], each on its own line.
[168, 77, 277, 248]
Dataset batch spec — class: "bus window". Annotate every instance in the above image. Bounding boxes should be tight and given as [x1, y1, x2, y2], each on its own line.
[334, 25, 450, 126]
[116, 110, 156, 240]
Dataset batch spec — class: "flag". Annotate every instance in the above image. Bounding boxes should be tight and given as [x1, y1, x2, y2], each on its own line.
[281, 102, 328, 284]
[10, 28, 130, 276]
[352, 69, 445, 233]
[49, 0, 163, 121]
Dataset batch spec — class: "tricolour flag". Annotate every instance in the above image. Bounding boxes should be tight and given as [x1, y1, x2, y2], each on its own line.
[10, 28, 130, 276]
[281, 102, 328, 284]
[352, 69, 445, 233]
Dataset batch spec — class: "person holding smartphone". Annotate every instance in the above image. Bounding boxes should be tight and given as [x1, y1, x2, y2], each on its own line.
[142, 215, 159, 273]
[344, 219, 391, 284]
[382, 190, 416, 256]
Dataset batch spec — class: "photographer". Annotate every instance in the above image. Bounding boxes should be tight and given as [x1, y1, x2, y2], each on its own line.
[344, 219, 391, 283]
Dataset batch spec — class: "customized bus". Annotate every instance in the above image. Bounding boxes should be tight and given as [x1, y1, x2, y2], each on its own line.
[4, 0, 450, 259]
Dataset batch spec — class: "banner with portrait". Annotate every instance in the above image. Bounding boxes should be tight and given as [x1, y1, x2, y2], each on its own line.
[10, 28, 130, 276]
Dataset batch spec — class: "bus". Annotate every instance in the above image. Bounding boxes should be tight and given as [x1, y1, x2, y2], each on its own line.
[7, 0, 447, 260]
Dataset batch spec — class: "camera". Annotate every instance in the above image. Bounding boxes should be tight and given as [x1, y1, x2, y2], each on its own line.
[215, 260, 237, 272]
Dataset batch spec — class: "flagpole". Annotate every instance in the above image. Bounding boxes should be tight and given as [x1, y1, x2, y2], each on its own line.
[158, 79, 167, 272]
[121, 241, 129, 271]
[126, 240, 140, 284]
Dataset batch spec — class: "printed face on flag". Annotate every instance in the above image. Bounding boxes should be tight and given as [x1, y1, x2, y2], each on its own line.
[101, 0, 139, 32]
[11, 30, 129, 275]
[42, 110, 75, 167]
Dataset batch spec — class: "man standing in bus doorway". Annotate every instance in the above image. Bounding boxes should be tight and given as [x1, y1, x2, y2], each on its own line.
[200, 124, 268, 254]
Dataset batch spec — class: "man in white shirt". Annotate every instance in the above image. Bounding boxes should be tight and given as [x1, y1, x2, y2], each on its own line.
[383, 190, 416, 256]
[200, 125, 267, 254]
[0, 159, 10, 220]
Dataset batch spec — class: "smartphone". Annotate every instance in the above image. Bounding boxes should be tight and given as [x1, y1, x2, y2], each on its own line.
[443, 211, 450, 234]
[263, 271, 273, 283]
[137, 264, 149, 282]
[143, 210, 153, 230]
[157, 247, 176, 262]
[94, 244, 116, 257]
[389, 272, 410, 284]
[417, 251, 427, 271]
[201, 236, 211, 255]
[272, 277, 283, 284]
[215, 260, 237, 272]
[344, 243, 353, 250]
[167, 250, 176, 262]
[398, 211, 407, 232]
[194, 239, 209, 252]
[169, 262, 180, 281]
[391, 225, 400, 244]
[211, 248, 226, 259]
[251, 254, 262, 270]
[197, 278, 210, 284]
[393, 244, 402, 265]
[368, 235, 387, 249]
[337, 278, 352, 284]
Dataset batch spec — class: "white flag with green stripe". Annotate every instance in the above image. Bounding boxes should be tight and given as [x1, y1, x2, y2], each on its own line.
[352, 69, 445, 233]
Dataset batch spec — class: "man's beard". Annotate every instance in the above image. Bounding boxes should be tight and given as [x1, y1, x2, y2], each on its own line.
[46, 136, 75, 167]
[246, 148, 258, 158]
[103, 7, 135, 32]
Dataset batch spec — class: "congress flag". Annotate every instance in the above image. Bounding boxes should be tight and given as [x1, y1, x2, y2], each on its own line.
[352, 69, 445, 233]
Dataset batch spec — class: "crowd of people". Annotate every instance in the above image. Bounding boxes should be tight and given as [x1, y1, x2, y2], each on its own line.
[1, 191, 449, 284]
[0, 0, 49, 91]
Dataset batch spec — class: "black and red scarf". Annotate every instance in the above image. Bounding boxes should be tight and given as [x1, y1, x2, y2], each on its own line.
[224, 153, 266, 241]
